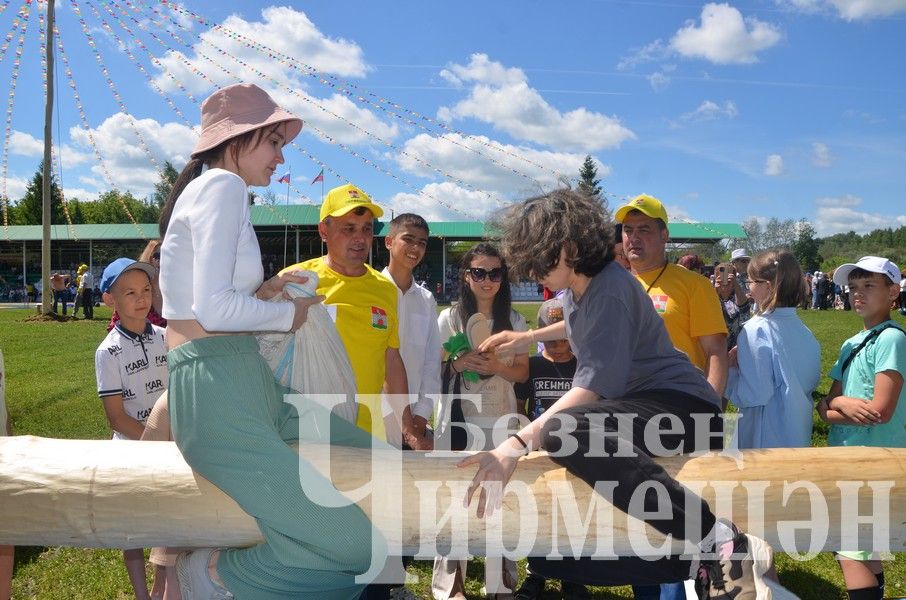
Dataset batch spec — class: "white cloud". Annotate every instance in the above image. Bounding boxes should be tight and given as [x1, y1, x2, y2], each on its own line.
[68, 113, 196, 198]
[617, 40, 669, 71]
[149, 7, 396, 146]
[10, 131, 91, 167]
[152, 6, 368, 95]
[648, 72, 671, 92]
[764, 154, 785, 176]
[671, 3, 782, 65]
[269, 87, 399, 146]
[815, 195, 906, 235]
[395, 133, 605, 193]
[437, 54, 635, 152]
[385, 182, 505, 221]
[816, 195, 861, 208]
[1, 175, 29, 202]
[812, 142, 833, 167]
[681, 100, 739, 122]
[777, 0, 906, 20]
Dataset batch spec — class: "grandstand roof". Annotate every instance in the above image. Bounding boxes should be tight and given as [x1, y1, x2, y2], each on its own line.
[0, 206, 745, 242]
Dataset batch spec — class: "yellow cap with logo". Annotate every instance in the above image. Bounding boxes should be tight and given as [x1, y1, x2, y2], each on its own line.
[614, 194, 668, 224]
[319, 183, 384, 222]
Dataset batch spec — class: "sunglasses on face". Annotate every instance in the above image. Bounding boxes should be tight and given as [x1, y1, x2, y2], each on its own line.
[467, 267, 504, 283]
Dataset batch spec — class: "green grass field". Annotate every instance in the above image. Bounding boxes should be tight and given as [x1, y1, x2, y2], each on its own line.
[0, 305, 904, 598]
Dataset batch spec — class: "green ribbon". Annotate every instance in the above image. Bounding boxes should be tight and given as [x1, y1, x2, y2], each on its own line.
[442, 332, 479, 382]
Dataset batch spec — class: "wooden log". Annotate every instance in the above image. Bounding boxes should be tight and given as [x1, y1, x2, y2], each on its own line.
[1, 435, 904, 556]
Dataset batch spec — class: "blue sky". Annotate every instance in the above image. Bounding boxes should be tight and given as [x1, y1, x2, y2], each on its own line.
[1, 0, 904, 235]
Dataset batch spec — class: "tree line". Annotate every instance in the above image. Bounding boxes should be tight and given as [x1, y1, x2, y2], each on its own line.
[4, 159, 901, 272]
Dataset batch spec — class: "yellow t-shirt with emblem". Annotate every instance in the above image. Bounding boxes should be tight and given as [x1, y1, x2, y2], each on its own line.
[634, 263, 727, 371]
[282, 258, 399, 439]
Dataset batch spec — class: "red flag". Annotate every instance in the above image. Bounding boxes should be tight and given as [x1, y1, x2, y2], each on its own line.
[277, 172, 290, 184]
[311, 169, 324, 185]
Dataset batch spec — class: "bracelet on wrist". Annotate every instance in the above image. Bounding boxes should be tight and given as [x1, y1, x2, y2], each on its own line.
[528, 329, 536, 344]
[509, 433, 529, 453]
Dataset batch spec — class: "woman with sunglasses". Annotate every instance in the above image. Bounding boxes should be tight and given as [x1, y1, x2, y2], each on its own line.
[433, 242, 529, 600]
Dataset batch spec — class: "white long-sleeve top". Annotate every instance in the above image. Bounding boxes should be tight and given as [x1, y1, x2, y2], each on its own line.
[381, 268, 442, 421]
[160, 168, 294, 333]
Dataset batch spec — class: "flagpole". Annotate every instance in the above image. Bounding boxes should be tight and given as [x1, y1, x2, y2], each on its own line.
[283, 167, 290, 267]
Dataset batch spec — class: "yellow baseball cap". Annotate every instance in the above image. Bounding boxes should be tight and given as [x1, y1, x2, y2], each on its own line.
[319, 183, 384, 222]
[614, 194, 668, 224]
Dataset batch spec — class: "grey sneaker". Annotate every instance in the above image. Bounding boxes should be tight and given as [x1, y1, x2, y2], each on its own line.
[175, 549, 234, 600]
[695, 529, 773, 599]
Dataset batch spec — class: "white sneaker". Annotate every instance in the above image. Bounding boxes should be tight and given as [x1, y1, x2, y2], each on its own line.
[175, 549, 234, 600]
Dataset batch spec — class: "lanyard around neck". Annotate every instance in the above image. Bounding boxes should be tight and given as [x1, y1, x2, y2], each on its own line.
[644, 263, 669, 294]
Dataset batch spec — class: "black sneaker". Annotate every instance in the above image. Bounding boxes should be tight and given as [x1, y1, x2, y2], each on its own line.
[514, 574, 546, 600]
[695, 528, 773, 599]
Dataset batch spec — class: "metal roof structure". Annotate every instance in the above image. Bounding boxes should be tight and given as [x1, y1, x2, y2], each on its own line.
[1, 206, 745, 242]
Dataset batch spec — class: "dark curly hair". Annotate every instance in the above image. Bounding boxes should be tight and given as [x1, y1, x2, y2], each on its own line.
[454, 242, 513, 333]
[490, 188, 614, 281]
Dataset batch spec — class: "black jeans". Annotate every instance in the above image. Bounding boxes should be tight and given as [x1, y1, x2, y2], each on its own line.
[530, 389, 723, 587]
[81, 289, 93, 319]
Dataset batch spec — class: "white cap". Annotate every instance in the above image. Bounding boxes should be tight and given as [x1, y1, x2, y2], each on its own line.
[731, 248, 750, 261]
[832, 256, 901, 286]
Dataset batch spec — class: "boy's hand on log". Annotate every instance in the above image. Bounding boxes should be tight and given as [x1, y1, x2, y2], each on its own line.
[457, 439, 523, 519]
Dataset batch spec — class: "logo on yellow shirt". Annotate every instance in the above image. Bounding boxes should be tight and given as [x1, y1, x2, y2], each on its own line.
[650, 294, 668, 313]
[371, 306, 388, 329]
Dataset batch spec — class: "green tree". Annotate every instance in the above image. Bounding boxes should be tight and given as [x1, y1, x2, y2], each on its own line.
[577, 155, 603, 203]
[792, 220, 821, 272]
[152, 161, 179, 208]
[741, 216, 797, 252]
[79, 190, 160, 224]
[10, 165, 66, 225]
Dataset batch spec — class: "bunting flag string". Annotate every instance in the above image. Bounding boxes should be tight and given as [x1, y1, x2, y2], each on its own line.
[125, 1, 480, 219]
[0, 1, 29, 237]
[127, 1, 489, 213]
[54, 23, 141, 230]
[88, 1, 192, 127]
[157, 1, 567, 187]
[68, 0, 160, 173]
[107, 0, 314, 219]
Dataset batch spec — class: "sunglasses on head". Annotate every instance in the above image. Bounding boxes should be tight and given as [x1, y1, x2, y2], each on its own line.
[467, 267, 504, 282]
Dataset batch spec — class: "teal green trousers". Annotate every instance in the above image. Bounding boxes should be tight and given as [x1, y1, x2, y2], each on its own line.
[168, 335, 386, 599]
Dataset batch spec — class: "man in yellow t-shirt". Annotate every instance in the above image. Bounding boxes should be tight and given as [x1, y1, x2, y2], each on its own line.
[282, 183, 409, 442]
[616, 194, 728, 395]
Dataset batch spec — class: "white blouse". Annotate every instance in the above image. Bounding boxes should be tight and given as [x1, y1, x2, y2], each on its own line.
[160, 168, 294, 333]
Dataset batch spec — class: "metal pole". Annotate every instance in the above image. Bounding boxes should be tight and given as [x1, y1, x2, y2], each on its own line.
[442, 238, 447, 300]
[40, 0, 55, 313]
[22, 241, 26, 305]
[295, 229, 299, 263]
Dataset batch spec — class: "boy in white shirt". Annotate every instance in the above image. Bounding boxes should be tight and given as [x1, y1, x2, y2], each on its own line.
[94, 257, 168, 600]
[381, 212, 441, 451]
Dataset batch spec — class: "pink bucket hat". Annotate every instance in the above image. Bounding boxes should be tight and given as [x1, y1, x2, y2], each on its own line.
[192, 83, 303, 157]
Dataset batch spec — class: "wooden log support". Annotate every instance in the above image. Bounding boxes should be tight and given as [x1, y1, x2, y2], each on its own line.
[1, 436, 904, 556]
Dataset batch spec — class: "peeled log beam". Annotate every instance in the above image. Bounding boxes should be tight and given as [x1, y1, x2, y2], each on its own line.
[1, 436, 904, 556]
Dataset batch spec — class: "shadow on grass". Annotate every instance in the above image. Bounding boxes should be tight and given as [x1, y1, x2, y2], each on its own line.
[781, 561, 844, 600]
[12, 546, 48, 572]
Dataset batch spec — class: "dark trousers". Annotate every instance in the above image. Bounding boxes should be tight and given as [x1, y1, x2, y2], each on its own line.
[529, 390, 723, 587]
[52, 290, 67, 314]
[81, 289, 93, 319]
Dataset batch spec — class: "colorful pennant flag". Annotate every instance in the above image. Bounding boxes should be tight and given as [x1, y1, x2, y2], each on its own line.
[278, 172, 291, 184]
[311, 169, 324, 184]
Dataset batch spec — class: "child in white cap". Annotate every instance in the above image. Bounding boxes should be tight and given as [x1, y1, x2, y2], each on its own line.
[818, 256, 905, 600]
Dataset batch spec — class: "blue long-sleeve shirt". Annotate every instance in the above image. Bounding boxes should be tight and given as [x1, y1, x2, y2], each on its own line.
[727, 308, 820, 448]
